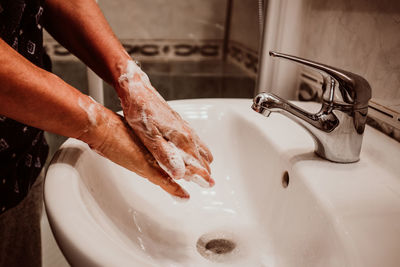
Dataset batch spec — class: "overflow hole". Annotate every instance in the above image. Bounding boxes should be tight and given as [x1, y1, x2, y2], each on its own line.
[282, 171, 289, 188]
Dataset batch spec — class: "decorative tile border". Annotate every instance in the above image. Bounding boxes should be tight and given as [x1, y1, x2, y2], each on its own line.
[298, 68, 400, 142]
[366, 116, 400, 142]
[227, 41, 258, 78]
[367, 100, 400, 142]
[44, 38, 223, 61]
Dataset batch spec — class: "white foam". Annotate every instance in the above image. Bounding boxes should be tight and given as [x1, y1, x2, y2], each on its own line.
[140, 109, 152, 132]
[179, 148, 203, 169]
[118, 60, 138, 83]
[149, 139, 209, 186]
[178, 148, 210, 187]
[78, 96, 98, 127]
[118, 60, 145, 85]
[118, 60, 163, 102]
[117, 59, 211, 187]
[161, 141, 186, 179]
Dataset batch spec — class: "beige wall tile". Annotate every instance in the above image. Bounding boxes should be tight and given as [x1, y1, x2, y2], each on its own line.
[98, 0, 227, 40]
[299, 0, 400, 105]
[230, 0, 261, 52]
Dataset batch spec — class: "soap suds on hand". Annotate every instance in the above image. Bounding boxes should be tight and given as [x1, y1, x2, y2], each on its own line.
[78, 96, 100, 130]
[117, 59, 212, 193]
[158, 141, 186, 179]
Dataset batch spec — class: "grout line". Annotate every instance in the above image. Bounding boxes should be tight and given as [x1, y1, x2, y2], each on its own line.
[369, 105, 394, 118]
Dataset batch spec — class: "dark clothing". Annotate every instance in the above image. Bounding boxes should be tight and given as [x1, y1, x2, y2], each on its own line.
[0, 0, 49, 215]
[0, 172, 43, 267]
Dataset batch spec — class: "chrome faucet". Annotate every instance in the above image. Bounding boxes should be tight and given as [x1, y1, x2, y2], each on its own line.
[252, 51, 372, 163]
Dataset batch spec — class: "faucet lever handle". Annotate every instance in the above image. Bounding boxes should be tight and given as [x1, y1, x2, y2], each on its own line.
[269, 51, 371, 109]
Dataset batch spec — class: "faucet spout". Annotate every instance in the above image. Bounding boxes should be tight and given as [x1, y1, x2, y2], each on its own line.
[252, 93, 339, 132]
[252, 92, 365, 163]
[252, 51, 371, 163]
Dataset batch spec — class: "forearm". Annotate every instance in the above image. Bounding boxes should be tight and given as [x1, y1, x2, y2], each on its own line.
[42, 0, 214, 188]
[0, 39, 189, 198]
[0, 38, 94, 140]
[43, 0, 129, 86]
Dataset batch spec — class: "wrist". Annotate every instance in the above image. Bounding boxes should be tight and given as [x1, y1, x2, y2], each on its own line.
[107, 49, 130, 85]
[113, 58, 143, 99]
[76, 95, 110, 148]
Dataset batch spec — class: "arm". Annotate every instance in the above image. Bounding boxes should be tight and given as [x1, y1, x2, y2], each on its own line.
[43, 0, 215, 187]
[0, 38, 188, 198]
[43, 0, 127, 86]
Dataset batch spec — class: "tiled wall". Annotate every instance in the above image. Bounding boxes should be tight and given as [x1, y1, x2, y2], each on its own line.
[98, 0, 227, 40]
[43, 0, 259, 103]
[296, 0, 400, 141]
[42, 0, 259, 159]
[44, 0, 228, 61]
[43, 0, 260, 112]
[227, 0, 261, 78]
[43, 0, 260, 100]
[229, 0, 260, 52]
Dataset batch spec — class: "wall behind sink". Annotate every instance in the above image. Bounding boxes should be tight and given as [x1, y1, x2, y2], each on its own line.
[265, 0, 400, 141]
[227, 0, 261, 78]
[298, 0, 400, 140]
[98, 0, 226, 40]
[98, 0, 260, 78]
[43, 0, 261, 103]
[43, 0, 261, 159]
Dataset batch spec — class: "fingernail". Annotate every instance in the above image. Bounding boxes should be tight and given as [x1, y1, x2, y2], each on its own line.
[171, 188, 190, 201]
[209, 178, 215, 187]
[181, 187, 190, 198]
[171, 194, 190, 203]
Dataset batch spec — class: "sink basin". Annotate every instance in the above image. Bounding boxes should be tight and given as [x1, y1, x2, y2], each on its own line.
[44, 99, 400, 267]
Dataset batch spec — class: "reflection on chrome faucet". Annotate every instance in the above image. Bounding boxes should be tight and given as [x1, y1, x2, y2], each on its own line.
[252, 51, 372, 163]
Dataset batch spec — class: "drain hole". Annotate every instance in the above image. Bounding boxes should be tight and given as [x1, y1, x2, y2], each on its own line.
[205, 239, 236, 254]
[282, 171, 289, 188]
[196, 233, 239, 262]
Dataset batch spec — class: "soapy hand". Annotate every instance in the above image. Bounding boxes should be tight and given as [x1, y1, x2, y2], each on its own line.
[115, 60, 214, 188]
[78, 97, 190, 199]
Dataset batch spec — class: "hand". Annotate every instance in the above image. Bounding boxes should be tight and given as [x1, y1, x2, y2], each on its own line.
[115, 60, 214, 187]
[78, 97, 190, 199]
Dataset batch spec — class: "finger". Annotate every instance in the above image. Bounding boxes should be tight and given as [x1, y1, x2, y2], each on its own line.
[131, 117, 186, 180]
[200, 156, 211, 173]
[163, 131, 213, 187]
[146, 171, 190, 199]
[145, 135, 186, 180]
[198, 144, 213, 163]
[162, 128, 191, 149]
[184, 165, 215, 188]
[96, 115, 190, 199]
[184, 127, 213, 164]
[195, 138, 213, 163]
[162, 129, 211, 173]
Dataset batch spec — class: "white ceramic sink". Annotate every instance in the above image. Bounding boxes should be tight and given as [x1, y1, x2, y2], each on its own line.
[45, 99, 400, 267]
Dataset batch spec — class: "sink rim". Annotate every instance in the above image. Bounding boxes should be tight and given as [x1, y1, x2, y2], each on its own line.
[44, 98, 400, 267]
